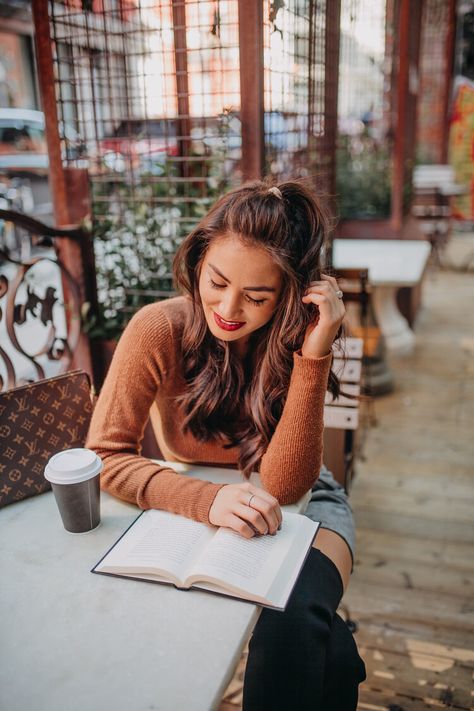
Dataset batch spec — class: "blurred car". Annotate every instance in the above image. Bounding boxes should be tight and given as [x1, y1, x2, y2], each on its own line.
[99, 118, 180, 173]
[203, 110, 310, 153]
[264, 111, 309, 151]
[0, 108, 86, 172]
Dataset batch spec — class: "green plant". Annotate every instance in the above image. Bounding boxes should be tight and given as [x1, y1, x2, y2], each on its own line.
[336, 131, 392, 219]
[83, 204, 181, 340]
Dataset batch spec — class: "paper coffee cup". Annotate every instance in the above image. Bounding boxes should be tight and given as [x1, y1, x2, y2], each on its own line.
[45, 448, 103, 534]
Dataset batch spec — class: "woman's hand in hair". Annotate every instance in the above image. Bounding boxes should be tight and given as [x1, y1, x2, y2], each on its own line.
[209, 482, 282, 539]
[301, 274, 345, 359]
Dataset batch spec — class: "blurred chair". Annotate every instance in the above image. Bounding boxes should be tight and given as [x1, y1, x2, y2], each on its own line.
[323, 337, 363, 492]
[334, 267, 392, 399]
[411, 164, 466, 264]
[335, 268, 379, 360]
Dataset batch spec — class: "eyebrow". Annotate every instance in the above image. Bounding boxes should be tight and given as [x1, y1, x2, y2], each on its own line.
[208, 263, 277, 293]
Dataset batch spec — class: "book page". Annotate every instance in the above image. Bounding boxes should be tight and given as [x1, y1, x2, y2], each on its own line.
[187, 512, 315, 598]
[95, 510, 215, 583]
[263, 516, 320, 606]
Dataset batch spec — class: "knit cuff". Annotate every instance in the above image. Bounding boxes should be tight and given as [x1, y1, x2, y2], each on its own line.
[292, 350, 333, 380]
[199, 482, 227, 525]
[137, 468, 226, 525]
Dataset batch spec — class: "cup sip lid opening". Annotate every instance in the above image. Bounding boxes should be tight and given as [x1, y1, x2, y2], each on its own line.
[44, 448, 103, 485]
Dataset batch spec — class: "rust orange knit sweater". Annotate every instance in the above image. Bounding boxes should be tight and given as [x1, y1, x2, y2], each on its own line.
[86, 296, 332, 525]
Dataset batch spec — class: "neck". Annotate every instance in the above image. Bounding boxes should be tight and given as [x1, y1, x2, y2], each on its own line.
[231, 337, 250, 360]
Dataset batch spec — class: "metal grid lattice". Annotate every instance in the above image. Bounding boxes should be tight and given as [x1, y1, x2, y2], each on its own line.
[48, 0, 243, 327]
[263, 0, 340, 196]
[336, 0, 391, 220]
[50, 0, 242, 222]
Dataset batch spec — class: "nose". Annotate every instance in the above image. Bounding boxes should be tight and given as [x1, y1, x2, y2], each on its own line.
[218, 289, 244, 320]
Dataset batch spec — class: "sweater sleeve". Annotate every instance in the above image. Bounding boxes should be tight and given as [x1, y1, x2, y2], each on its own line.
[85, 305, 224, 524]
[258, 351, 332, 504]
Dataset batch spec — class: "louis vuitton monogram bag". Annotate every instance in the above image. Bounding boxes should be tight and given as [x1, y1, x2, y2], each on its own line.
[0, 370, 94, 508]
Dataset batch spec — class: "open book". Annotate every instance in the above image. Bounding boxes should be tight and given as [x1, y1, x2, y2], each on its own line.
[92, 508, 319, 610]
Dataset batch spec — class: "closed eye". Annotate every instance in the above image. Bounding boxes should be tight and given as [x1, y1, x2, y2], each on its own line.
[209, 279, 267, 307]
[210, 278, 226, 289]
[245, 294, 266, 306]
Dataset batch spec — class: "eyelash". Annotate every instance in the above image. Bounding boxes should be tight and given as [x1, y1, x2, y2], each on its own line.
[209, 279, 267, 307]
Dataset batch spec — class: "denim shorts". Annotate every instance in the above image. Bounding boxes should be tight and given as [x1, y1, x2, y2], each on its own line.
[303, 464, 356, 564]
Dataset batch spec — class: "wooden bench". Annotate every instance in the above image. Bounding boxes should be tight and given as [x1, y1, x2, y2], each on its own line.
[323, 337, 363, 492]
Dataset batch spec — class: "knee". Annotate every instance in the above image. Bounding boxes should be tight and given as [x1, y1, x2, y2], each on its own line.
[274, 548, 344, 635]
[327, 614, 366, 687]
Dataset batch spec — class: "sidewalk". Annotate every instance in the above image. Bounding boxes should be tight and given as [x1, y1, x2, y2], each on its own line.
[347, 250, 474, 708]
[220, 249, 474, 709]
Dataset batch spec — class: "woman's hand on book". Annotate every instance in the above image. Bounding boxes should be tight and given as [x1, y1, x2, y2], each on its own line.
[301, 274, 345, 358]
[209, 483, 282, 539]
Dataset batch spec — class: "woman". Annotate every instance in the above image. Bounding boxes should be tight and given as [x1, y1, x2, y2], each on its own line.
[87, 179, 366, 709]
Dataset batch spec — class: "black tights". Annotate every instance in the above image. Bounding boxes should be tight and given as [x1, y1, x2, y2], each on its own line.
[242, 548, 366, 710]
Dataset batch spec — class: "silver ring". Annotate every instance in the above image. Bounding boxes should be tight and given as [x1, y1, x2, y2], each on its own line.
[335, 289, 344, 299]
[248, 494, 256, 508]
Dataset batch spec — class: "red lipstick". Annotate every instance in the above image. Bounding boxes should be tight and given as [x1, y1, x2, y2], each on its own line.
[213, 312, 246, 331]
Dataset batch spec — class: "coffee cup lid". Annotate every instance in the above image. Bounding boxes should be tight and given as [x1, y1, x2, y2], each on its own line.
[44, 448, 103, 485]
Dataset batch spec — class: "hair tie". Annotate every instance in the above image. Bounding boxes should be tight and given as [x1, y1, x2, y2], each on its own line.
[267, 186, 283, 200]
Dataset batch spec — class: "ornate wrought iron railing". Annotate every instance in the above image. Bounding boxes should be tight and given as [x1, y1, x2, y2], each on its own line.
[0, 209, 98, 390]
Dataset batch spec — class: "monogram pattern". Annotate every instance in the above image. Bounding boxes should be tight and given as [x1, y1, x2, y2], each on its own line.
[0, 371, 93, 508]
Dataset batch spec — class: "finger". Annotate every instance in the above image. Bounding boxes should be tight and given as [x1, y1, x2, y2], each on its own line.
[252, 491, 283, 528]
[248, 496, 280, 534]
[304, 281, 337, 296]
[307, 275, 336, 286]
[302, 293, 331, 306]
[247, 486, 280, 510]
[235, 503, 269, 535]
[225, 513, 256, 539]
[320, 274, 339, 289]
[247, 487, 282, 527]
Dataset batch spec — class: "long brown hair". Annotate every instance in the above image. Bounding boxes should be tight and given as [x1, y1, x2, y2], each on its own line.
[173, 178, 340, 477]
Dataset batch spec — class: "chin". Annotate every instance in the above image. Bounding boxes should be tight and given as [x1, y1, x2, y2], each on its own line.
[209, 323, 246, 343]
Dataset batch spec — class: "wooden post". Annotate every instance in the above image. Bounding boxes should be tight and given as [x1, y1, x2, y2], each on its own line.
[31, 0, 94, 378]
[442, 0, 457, 163]
[324, 0, 341, 208]
[171, 0, 191, 180]
[391, 0, 423, 234]
[32, 0, 70, 226]
[238, 0, 264, 181]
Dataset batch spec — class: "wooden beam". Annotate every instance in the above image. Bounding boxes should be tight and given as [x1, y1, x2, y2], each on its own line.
[32, 0, 69, 226]
[442, 0, 457, 163]
[391, 0, 423, 233]
[323, 0, 341, 203]
[171, 0, 191, 180]
[238, 0, 264, 181]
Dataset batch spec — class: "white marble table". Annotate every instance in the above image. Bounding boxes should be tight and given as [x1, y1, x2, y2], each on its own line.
[333, 239, 431, 356]
[0, 490, 259, 711]
[0, 465, 309, 711]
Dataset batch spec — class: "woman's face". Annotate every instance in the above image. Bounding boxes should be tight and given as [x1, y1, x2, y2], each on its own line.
[198, 234, 283, 356]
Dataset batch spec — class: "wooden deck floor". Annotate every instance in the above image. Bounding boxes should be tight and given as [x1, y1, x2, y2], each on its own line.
[220, 263, 474, 710]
